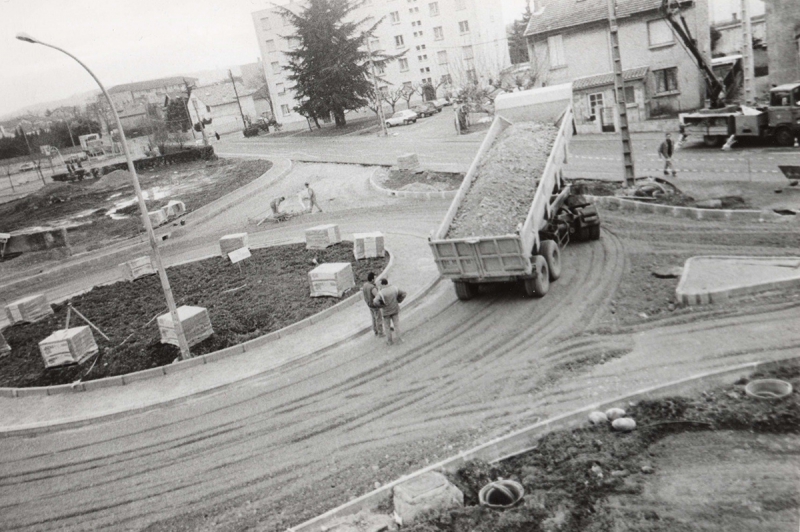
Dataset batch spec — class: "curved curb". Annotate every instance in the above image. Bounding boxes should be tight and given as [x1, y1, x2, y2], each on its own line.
[287, 354, 800, 532]
[369, 168, 458, 201]
[0, 241, 395, 400]
[676, 255, 800, 306]
[588, 194, 782, 222]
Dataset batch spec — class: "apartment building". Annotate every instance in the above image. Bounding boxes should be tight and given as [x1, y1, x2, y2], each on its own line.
[251, 0, 510, 128]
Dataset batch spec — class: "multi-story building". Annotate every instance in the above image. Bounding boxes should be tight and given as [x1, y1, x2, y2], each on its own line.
[251, 0, 510, 128]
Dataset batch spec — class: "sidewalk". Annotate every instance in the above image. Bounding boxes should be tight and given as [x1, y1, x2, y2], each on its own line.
[0, 230, 440, 435]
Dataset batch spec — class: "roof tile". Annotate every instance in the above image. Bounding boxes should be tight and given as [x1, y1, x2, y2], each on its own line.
[526, 0, 686, 36]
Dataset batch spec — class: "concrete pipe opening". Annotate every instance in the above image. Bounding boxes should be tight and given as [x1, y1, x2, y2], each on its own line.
[478, 480, 524, 509]
[745, 379, 793, 400]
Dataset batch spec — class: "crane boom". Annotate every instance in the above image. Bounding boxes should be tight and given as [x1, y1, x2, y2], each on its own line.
[660, 0, 726, 108]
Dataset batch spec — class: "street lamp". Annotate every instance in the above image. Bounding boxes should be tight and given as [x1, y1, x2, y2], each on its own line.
[17, 32, 192, 360]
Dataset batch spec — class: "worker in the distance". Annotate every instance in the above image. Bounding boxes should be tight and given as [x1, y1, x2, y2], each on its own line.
[658, 132, 677, 178]
[270, 196, 286, 218]
[305, 182, 323, 213]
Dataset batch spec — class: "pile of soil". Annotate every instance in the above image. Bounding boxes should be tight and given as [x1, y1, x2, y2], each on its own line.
[447, 122, 557, 238]
[382, 169, 464, 192]
[404, 360, 800, 532]
[90, 169, 134, 190]
[0, 242, 388, 388]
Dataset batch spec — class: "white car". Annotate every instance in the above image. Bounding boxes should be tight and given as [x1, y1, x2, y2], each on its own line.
[18, 162, 39, 172]
[385, 110, 418, 127]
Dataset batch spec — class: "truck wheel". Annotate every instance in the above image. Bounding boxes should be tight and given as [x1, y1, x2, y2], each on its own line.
[775, 128, 794, 147]
[454, 281, 478, 301]
[588, 224, 601, 241]
[523, 256, 550, 297]
[539, 240, 561, 281]
[703, 135, 723, 147]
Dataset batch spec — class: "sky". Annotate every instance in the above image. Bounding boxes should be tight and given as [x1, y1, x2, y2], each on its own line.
[0, 0, 759, 118]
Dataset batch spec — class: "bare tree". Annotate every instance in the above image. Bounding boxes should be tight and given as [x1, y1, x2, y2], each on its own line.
[400, 85, 415, 109]
[381, 88, 404, 114]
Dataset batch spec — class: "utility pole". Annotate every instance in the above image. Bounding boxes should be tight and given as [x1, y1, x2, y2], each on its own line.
[740, 0, 756, 105]
[607, 0, 636, 186]
[18, 124, 46, 185]
[191, 98, 209, 146]
[228, 70, 248, 129]
[366, 35, 388, 137]
[64, 119, 76, 147]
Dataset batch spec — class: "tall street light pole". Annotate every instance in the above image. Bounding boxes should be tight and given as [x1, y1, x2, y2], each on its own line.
[17, 32, 193, 360]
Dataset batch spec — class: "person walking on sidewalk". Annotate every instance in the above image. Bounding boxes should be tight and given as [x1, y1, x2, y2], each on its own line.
[305, 182, 323, 213]
[374, 278, 407, 346]
[362, 272, 384, 337]
[658, 132, 677, 178]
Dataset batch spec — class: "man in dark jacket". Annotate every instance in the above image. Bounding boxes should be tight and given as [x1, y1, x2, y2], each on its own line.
[658, 132, 677, 177]
[362, 272, 383, 337]
[374, 278, 407, 346]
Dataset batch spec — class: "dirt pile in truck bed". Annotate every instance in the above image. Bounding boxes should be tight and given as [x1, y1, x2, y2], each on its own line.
[446, 121, 557, 238]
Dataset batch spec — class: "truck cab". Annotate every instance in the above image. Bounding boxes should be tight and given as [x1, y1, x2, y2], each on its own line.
[768, 82, 800, 146]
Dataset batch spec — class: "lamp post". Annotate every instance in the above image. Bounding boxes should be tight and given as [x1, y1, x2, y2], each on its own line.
[17, 33, 192, 360]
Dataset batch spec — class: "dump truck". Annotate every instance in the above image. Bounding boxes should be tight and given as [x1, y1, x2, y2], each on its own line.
[679, 82, 800, 147]
[428, 85, 601, 301]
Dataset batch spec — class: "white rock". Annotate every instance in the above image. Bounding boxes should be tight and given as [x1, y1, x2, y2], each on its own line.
[605, 407, 626, 421]
[588, 411, 608, 425]
[612, 418, 637, 432]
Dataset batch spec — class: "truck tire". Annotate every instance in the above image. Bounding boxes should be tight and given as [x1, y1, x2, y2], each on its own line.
[703, 135, 724, 147]
[454, 281, 478, 301]
[775, 127, 794, 147]
[539, 240, 561, 281]
[523, 256, 550, 297]
[588, 224, 601, 241]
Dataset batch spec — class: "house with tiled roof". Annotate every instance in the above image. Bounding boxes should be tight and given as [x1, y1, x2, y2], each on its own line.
[107, 76, 197, 107]
[525, 0, 710, 132]
[187, 81, 272, 135]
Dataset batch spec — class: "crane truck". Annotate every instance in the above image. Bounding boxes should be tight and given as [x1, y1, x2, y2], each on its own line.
[428, 85, 601, 301]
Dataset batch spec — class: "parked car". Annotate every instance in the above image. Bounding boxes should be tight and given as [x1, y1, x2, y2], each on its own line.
[386, 109, 418, 127]
[434, 98, 453, 107]
[411, 102, 439, 117]
[18, 162, 39, 173]
[428, 100, 444, 112]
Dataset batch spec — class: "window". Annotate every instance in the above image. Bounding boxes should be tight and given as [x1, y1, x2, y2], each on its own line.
[413, 31, 424, 37]
[399, 58, 409, 71]
[266, 39, 276, 52]
[456, 0, 466, 10]
[437, 50, 448, 64]
[390, 11, 400, 23]
[434, 26, 444, 40]
[588, 93, 603, 117]
[420, 67, 430, 73]
[422, 77, 432, 83]
[429, 2, 439, 16]
[415, 44, 426, 50]
[462, 45, 474, 60]
[261, 17, 271, 30]
[547, 34, 565, 67]
[654, 67, 678, 93]
[623, 85, 635, 103]
[370, 37, 380, 50]
[271, 61, 281, 74]
[647, 19, 673, 47]
[459, 20, 470, 33]
[276, 82, 286, 95]
[281, 104, 291, 116]
[409, 6, 419, 13]
[417, 54, 428, 61]
[441, 74, 452, 84]
[395, 35, 405, 47]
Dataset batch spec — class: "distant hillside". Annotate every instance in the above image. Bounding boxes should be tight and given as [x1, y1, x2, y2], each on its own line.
[0, 89, 100, 122]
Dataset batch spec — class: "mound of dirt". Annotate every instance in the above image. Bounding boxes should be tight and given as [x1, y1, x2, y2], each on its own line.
[91, 169, 133, 190]
[446, 121, 558, 238]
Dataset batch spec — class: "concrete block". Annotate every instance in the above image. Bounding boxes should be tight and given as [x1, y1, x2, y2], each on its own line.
[15, 387, 49, 398]
[305, 224, 341, 250]
[242, 333, 280, 352]
[0, 388, 17, 398]
[119, 256, 155, 281]
[39, 326, 98, 368]
[158, 306, 213, 347]
[47, 384, 80, 396]
[393, 471, 463, 524]
[397, 153, 420, 170]
[203, 344, 245, 363]
[122, 366, 166, 384]
[6, 294, 54, 325]
[148, 209, 168, 227]
[82, 376, 125, 391]
[353, 232, 385, 260]
[219, 233, 249, 258]
[163, 356, 206, 374]
[309, 262, 355, 298]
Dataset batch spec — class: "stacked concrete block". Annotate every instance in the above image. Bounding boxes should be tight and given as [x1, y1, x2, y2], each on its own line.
[148, 209, 168, 227]
[308, 263, 355, 298]
[165, 200, 186, 219]
[397, 153, 420, 170]
[353, 232, 385, 260]
[119, 256, 156, 281]
[6, 294, 54, 325]
[305, 224, 341, 250]
[219, 233, 249, 258]
[39, 326, 98, 368]
[394, 472, 464, 524]
[157, 306, 213, 347]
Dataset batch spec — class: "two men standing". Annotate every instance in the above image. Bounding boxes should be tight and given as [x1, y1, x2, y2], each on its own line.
[362, 274, 406, 346]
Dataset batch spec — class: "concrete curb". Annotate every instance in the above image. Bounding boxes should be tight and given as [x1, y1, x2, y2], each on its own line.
[0, 241, 395, 400]
[0, 158, 292, 299]
[287, 354, 800, 532]
[369, 168, 458, 201]
[676, 255, 800, 306]
[0, 273, 444, 436]
[588, 194, 781, 222]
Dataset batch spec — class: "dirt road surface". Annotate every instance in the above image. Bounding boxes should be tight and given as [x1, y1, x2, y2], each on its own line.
[0, 162, 798, 531]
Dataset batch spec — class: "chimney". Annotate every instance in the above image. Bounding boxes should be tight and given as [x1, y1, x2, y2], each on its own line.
[732, 12, 737, 21]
